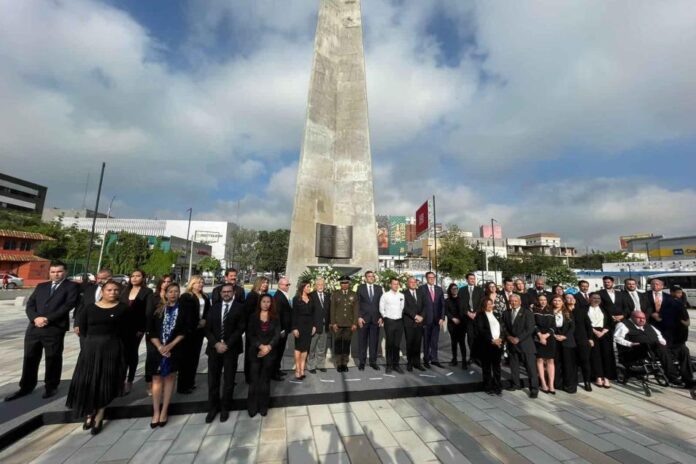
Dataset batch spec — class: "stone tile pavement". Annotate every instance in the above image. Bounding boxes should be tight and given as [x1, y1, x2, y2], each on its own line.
[3, 383, 696, 463]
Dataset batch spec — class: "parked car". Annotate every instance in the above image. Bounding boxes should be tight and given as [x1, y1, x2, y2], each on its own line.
[68, 273, 95, 283]
[1, 273, 24, 289]
[112, 274, 130, 285]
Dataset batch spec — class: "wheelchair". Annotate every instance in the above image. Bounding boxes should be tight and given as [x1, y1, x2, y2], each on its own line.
[616, 345, 670, 397]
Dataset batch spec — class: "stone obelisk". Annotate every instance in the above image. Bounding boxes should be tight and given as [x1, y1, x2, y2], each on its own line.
[285, 0, 378, 286]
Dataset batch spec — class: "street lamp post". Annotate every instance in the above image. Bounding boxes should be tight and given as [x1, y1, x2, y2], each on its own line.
[97, 195, 116, 272]
[491, 218, 498, 285]
[185, 208, 192, 282]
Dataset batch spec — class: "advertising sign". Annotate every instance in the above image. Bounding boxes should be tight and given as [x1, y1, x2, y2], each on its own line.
[388, 216, 407, 255]
[415, 201, 429, 237]
[377, 215, 389, 255]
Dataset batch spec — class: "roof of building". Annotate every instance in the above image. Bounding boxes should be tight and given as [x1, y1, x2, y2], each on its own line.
[518, 232, 561, 238]
[0, 230, 55, 241]
[0, 253, 48, 262]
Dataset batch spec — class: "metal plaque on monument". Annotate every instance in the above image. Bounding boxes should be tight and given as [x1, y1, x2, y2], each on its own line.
[315, 224, 353, 259]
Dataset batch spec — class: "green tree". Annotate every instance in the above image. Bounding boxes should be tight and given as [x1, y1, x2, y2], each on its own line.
[104, 232, 151, 274]
[142, 241, 179, 278]
[198, 256, 221, 272]
[438, 225, 483, 279]
[570, 250, 632, 269]
[544, 265, 578, 287]
[256, 229, 290, 277]
[229, 227, 258, 271]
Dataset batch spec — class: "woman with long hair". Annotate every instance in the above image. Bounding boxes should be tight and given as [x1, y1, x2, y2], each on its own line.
[566, 293, 594, 391]
[247, 294, 280, 417]
[244, 276, 269, 383]
[146, 283, 187, 427]
[119, 269, 154, 395]
[551, 295, 576, 393]
[292, 281, 315, 380]
[445, 283, 465, 367]
[67, 280, 128, 435]
[154, 275, 173, 305]
[177, 275, 210, 394]
[473, 298, 505, 395]
[484, 281, 506, 319]
[552, 285, 565, 298]
[533, 294, 556, 393]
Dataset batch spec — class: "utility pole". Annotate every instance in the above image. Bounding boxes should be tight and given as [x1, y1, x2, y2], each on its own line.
[85, 163, 105, 275]
[185, 208, 193, 282]
[491, 218, 498, 285]
[97, 195, 116, 271]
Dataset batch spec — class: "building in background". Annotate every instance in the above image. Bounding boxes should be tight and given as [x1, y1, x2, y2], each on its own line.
[480, 224, 503, 239]
[619, 233, 655, 250]
[0, 173, 47, 215]
[625, 234, 696, 262]
[0, 230, 53, 286]
[42, 208, 109, 224]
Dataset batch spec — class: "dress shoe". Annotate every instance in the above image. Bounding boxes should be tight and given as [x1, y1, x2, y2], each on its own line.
[529, 390, 539, 399]
[259, 410, 267, 417]
[319, 368, 327, 373]
[83, 417, 93, 430]
[414, 364, 425, 371]
[358, 364, 365, 371]
[220, 410, 229, 422]
[385, 367, 393, 374]
[495, 390, 503, 396]
[342, 366, 349, 372]
[5, 390, 31, 402]
[423, 362, 431, 369]
[248, 411, 257, 418]
[309, 369, 317, 374]
[370, 363, 380, 371]
[205, 410, 218, 423]
[449, 359, 458, 366]
[462, 361, 469, 369]
[431, 361, 443, 368]
[407, 365, 413, 372]
[91, 419, 104, 435]
[42, 388, 57, 399]
[583, 382, 592, 392]
[393, 366, 404, 374]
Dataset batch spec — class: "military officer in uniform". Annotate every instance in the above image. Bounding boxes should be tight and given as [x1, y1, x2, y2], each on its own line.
[330, 275, 358, 372]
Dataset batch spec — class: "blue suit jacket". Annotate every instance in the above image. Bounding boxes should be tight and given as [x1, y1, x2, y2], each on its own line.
[419, 284, 445, 326]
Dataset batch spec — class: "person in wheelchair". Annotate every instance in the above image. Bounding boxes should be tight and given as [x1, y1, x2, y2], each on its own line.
[614, 310, 686, 387]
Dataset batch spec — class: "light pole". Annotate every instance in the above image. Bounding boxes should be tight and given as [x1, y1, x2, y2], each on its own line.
[96, 195, 116, 271]
[490, 218, 498, 284]
[185, 208, 192, 282]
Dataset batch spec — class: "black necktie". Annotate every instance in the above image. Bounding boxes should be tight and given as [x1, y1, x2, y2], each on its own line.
[50, 283, 58, 296]
[319, 292, 324, 306]
[221, 303, 230, 339]
[368, 285, 373, 301]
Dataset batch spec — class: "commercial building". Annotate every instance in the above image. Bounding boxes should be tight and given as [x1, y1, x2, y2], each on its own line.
[0, 230, 53, 286]
[42, 208, 108, 223]
[625, 234, 696, 262]
[0, 173, 47, 215]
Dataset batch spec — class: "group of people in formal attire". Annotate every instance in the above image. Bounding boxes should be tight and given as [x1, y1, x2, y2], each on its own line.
[5, 263, 694, 434]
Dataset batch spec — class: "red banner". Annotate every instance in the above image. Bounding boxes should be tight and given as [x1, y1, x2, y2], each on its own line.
[415, 201, 429, 237]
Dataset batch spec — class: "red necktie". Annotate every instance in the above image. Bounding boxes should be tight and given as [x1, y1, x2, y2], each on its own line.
[429, 286, 435, 302]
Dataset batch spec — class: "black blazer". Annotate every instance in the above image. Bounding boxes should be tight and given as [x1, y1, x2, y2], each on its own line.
[273, 290, 293, 332]
[419, 284, 445, 325]
[643, 291, 665, 321]
[571, 306, 593, 346]
[310, 290, 331, 333]
[473, 311, 505, 359]
[574, 291, 591, 312]
[26, 280, 80, 332]
[502, 307, 537, 354]
[247, 316, 281, 351]
[552, 313, 576, 348]
[245, 291, 265, 316]
[445, 296, 461, 328]
[204, 300, 246, 354]
[598, 289, 627, 319]
[291, 296, 314, 331]
[74, 281, 98, 326]
[621, 290, 646, 315]
[146, 303, 190, 343]
[459, 285, 484, 313]
[119, 286, 154, 334]
[179, 292, 210, 329]
[211, 283, 246, 307]
[402, 288, 423, 328]
[527, 288, 553, 306]
[588, 305, 613, 330]
[513, 291, 531, 309]
[357, 284, 383, 324]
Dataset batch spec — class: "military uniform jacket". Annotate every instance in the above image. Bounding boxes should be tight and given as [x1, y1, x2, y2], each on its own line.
[330, 290, 359, 327]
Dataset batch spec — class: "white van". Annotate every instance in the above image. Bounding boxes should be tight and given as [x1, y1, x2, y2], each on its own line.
[647, 272, 696, 301]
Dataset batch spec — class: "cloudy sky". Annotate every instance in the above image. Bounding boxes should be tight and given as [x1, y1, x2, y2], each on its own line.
[2, 0, 695, 250]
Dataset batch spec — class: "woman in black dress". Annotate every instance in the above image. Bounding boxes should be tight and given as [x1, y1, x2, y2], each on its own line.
[120, 269, 154, 395]
[587, 293, 613, 389]
[243, 277, 269, 383]
[445, 283, 465, 367]
[146, 283, 188, 427]
[551, 295, 576, 393]
[292, 281, 314, 380]
[247, 294, 280, 417]
[533, 294, 556, 393]
[67, 280, 127, 435]
[473, 298, 505, 395]
[566, 293, 594, 391]
[178, 275, 210, 394]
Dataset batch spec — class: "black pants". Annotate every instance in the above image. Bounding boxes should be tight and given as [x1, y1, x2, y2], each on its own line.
[208, 350, 239, 411]
[620, 343, 679, 380]
[248, 353, 274, 415]
[383, 318, 403, 368]
[20, 325, 65, 392]
[334, 327, 352, 366]
[272, 334, 288, 374]
[449, 323, 466, 362]
[178, 328, 204, 392]
[590, 332, 613, 380]
[403, 323, 423, 367]
[123, 332, 144, 383]
[555, 345, 578, 392]
[575, 340, 592, 383]
[670, 344, 694, 387]
[480, 346, 502, 392]
[508, 346, 539, 390]
[358, 320, 379, 365]
[465, 317, 476, 359]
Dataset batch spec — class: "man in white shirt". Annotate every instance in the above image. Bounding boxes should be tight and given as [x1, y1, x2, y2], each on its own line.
[380, 278, 405, 374]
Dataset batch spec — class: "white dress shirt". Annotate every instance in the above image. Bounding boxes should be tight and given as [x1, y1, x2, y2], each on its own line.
[628, 291, 642, 311]
[379, 290, 404, 319]
[554, 312, 564, 328]
[485, 311, 500, 340]
[588, 306, 604, 328]
[606, 289, 615, 303]
[614, 322, 666, 347]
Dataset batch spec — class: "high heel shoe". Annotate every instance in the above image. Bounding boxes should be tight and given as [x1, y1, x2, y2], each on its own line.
[91, 419, 104, 435]
[83, 416, 93, 430]
[158, 415, 168, 427]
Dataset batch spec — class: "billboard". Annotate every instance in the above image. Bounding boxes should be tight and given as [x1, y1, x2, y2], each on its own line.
[388, 216, 407, 255]
[415, 201, 429, 237]
[377, 215, 389, 255]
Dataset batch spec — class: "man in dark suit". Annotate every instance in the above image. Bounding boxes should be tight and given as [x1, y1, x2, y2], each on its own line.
[502, 294, 539, 398]
[6, 262, 79, 401]
[211, 268, 246, 306]
[357, 270, 383, 370]
[644, 278, 666, 322]
[598, 275, 627, 323]
[622, 278, 647, 315]
[402, 276, 424, 371]
[419, 271, 445, 368]
[272, 277, 293, 380]
[501, 279, 516, 310]
[204, 284, 246, 423]
[526, 277, 552, 305]
[459, 273, 484, 362]
[308, 278, 331, 373]
[574, 280, 592, 312]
